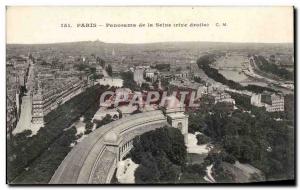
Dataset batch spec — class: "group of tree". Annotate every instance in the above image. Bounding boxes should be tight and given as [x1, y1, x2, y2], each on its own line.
[188, 99, 294, 181]
[141, 82, 151, 91]
[74, 63, 91, 72]
[93, 114, 114, 129]
[96, 56, 106, 68]
[203, 149, 236, 182]
[120, 71, 141, 91]
[196, 133, 210, 145]
[126, 126, 234, 183]
[106, 64, 113, 76]
[228, 91, 294, 123]
[193, 76, 206, 85]
[153, 63, 170, 71]
[253, 55, 293, 81]
[127, 127, 187, 183]
[178, 163, 207, 183]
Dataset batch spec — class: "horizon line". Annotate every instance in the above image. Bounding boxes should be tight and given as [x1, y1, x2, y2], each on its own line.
[6, 40, 294, 46]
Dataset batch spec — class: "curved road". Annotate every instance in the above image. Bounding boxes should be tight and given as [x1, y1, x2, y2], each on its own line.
[50, 110, 167, 184]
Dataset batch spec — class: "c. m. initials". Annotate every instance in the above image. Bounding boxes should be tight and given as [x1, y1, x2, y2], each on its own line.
[216, 22, 227, 27]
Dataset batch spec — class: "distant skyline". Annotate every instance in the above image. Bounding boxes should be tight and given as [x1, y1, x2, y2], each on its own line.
[6, 40, 294, 45]
[6, 6, 294, 44]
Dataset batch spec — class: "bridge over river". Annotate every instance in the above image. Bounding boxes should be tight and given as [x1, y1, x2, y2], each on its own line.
[50, 109, 188, 184]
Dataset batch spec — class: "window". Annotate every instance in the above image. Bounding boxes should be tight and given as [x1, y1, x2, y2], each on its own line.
[177, 122, 183, 132]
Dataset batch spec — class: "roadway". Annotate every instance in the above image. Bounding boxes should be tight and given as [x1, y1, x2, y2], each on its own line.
[12, 95, 32, 135]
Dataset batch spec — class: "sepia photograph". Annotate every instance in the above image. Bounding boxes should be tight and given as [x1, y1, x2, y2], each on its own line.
[5, 6, 295, 185]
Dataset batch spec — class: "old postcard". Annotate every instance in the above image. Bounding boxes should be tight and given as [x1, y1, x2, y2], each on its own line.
[6, 6, 294, 185]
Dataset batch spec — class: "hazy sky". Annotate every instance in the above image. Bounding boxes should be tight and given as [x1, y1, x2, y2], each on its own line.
[6, 6, 293, 44]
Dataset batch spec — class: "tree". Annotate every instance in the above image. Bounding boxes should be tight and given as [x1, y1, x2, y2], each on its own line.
[196, 133, 210, 145]
[84, 121, 94, 135]
[141, 82, 151, 91]
[94, 114, 113, 129]
[134, 152, 160, 183]
[176, 67, 182, 72]
[106, 64, 113, 76]
[254, 55, 293, 81]
[183, 164, 206, 177]
[129, 127, 187, 183]
[90, 67, 96, 74]
[121, 71, 140, 91]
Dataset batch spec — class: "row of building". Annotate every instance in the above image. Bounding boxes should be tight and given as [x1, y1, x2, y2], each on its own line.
[29, 58, 95, 126]
[7, 52, 95, 136]
[31, 77, 89, 126]
[132, 65, 193, 86]
[6, 55, 32, 136]
[251, 92, 285, 112]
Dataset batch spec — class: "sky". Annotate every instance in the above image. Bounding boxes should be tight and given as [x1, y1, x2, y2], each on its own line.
[6, 6, 294, 44]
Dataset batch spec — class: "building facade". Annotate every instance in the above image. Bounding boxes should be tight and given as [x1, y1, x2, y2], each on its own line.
[31, 78, 88, 126]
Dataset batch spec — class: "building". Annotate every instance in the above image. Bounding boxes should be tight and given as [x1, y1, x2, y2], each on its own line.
[6, 97, 18, 137]
[117, 105, 138, 117]
[31, 78, 88, 126]
[198, 92, 235, 111]
[133, 68, 144, 86]
[264, 93, 285, 112]
[163, 96, 188, 144]
[170, 79, 201, 91]
[174, 70, 190, 79]
[213, 92, 235, 105]
[162, 95, 185, 113]
[98, 77, 123, 87]
[31, 90, 45, 125]
[251, 92, 285, 112]
[251, 94, 263, 107]
[197, 85, 208, 97]
[145, 68, 159, 82]
[96, 66, 103, 75]
[93, 108, 120, 122]
[145, 69, 155, 79]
